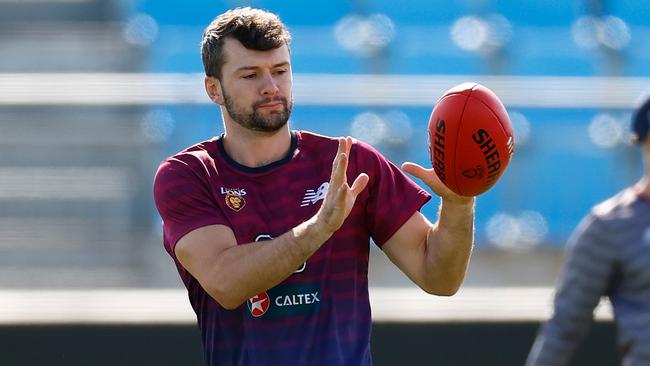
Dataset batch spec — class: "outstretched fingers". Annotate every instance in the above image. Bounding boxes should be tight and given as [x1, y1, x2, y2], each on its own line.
[401, 161, 473, 203]
[401, 162, 436, 187]
[330, 152, 348, 190]
[330, 172, 368, 212]
[317, 137, 370, 233]
[329, 137, 352, 189]
[350, 173, 369, 196]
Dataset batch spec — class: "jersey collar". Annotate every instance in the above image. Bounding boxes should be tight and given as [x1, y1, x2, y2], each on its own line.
[216, 131, 298, 174]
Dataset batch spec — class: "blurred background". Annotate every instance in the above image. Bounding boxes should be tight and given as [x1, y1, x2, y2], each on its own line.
[0, 0, 648, 289]
[1, 0, 648, 364]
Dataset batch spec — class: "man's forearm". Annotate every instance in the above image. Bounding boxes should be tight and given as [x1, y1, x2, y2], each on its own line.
[424, 198, 475, 295]
[209, 217, 332, 309]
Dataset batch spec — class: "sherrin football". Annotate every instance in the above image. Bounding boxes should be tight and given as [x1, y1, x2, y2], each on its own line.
[428, 82, 515, 197]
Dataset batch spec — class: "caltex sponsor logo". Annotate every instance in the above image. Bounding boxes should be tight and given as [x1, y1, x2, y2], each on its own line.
[246, 283, 321, 318]
[274, 292, 320, 307]
[247, 292, 270, 317]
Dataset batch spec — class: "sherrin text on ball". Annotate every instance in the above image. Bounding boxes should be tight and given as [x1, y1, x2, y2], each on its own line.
[428, 82, 515, 196]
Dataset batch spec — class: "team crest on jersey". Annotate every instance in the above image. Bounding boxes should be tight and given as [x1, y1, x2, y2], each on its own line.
[221, 187, 247, 212]
[225, 194, 246, 212]
[247, 292, 270, 317]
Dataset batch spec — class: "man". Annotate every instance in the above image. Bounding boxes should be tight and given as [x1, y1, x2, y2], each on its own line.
[153, 7, 474, 365]
[526, 97, 650, 366]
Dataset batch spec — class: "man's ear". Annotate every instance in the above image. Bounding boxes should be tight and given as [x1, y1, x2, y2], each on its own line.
[204, 76, 224, 105]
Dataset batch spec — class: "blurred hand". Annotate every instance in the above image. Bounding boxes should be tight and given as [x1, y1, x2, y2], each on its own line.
[316, 137, 369, 234]
[401, 162, 474, 205]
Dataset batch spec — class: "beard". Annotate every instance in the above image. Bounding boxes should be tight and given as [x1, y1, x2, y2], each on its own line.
[222, 88, 292, 133]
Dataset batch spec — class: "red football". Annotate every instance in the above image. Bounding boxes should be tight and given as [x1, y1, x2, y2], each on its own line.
[428, 82, 515, 196]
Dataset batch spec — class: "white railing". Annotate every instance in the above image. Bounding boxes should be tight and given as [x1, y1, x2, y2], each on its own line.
[1, 73, 648, 108]
[0, 167, 129, 200]
[0, 287, 613, 324]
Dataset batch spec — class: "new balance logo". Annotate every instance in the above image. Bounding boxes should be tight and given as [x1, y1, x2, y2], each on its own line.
[301, 182, 329, 207]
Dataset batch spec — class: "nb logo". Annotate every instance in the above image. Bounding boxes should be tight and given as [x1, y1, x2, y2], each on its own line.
[301, 182, 328, 207]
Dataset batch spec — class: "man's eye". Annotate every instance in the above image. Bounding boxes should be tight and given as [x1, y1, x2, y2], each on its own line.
[243, 74, 256, 79]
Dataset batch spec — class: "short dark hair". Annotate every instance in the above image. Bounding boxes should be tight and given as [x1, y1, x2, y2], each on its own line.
[201, 7, 292, 79]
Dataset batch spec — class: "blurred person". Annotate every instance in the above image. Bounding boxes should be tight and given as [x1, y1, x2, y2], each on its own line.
[153, 7, 475, 366]
[526, 97, 650, 366]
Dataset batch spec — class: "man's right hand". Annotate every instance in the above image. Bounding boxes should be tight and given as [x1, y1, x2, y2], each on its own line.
[315, 137, 369, 235]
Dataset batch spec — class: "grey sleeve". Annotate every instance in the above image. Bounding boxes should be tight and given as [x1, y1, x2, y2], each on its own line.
[526, 214, 619, 366]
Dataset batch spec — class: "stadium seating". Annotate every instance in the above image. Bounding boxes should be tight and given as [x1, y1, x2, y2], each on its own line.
[0, 0, 163, 287]
[0, 0, 648, 287]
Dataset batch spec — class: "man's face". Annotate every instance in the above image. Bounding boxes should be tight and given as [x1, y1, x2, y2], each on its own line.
[217, 38, 293, 132]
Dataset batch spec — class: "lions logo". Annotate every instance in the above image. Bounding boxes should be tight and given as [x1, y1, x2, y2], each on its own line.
[225, 194, 246, 212]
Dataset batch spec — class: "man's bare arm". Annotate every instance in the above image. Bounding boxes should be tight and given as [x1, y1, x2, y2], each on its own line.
[174, 137, 369, 309]
[382, 162, 475, 296]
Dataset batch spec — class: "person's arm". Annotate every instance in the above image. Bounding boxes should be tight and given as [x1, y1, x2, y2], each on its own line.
[174, 137, 369, 309]
[382, 162, 474, 295]
[525, 215, 618, 366]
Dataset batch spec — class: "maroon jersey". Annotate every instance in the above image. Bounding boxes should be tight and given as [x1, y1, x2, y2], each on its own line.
[153, 131, 430, 365]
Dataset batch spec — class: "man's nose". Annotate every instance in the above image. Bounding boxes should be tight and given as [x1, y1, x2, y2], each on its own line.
[260, 72, 279, 96]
